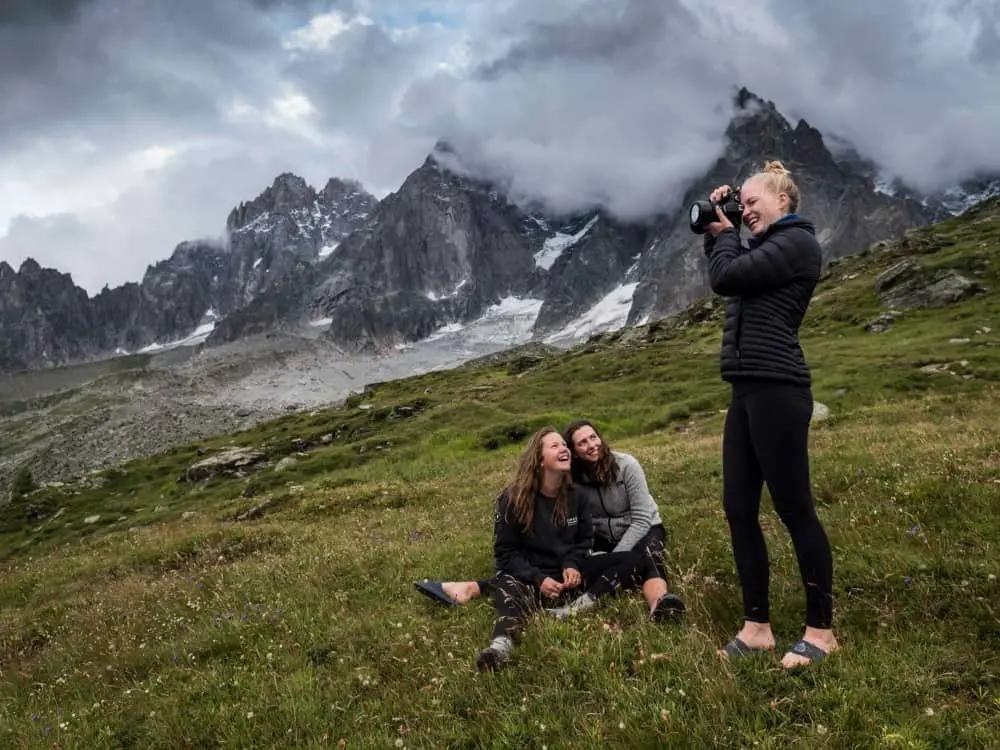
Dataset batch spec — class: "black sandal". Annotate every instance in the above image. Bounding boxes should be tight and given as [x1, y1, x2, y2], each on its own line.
[650, 593, 686, 621]
[784, 639, 828, 665]
[414, 580, 457, 607]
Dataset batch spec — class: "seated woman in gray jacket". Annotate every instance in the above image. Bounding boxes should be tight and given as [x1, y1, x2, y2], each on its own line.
[414, 419, 685, 621]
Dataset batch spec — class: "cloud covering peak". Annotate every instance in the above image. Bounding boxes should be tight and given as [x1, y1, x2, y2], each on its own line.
[1, 0, 998, 293]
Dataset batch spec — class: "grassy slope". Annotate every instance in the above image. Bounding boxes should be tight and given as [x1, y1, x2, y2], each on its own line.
[1, 200, 998, 748]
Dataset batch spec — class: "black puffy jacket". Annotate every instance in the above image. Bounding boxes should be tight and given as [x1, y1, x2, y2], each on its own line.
[703, 215, 822, 386]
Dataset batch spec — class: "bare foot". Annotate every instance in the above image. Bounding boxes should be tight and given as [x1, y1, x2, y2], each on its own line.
[781, 627, 839, 668]
[441, 581, 481, 604]
[718, 621, 777, 657]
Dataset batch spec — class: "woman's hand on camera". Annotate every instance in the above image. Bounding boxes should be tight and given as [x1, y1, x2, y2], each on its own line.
[709, 184, 731, 204]
[706, 184, 735, 236]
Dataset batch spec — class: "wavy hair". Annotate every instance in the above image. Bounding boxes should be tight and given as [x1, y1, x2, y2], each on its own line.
[563, 418, 619, 487]
[504, 426, 571, 533]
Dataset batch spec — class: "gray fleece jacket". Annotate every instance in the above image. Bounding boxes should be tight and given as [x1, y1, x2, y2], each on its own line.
[571, 451, 663, 553]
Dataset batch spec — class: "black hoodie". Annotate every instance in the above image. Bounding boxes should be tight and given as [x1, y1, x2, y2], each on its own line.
[703, 214, 823, 386]
[493, 487, 594, 585]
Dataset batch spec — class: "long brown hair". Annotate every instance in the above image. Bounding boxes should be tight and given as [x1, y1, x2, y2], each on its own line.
[563, 418, 619, 486]
[505, 426, 571, 533]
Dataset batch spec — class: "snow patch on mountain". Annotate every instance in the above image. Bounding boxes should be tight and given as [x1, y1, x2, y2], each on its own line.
[139, 309, 220, 353]
[534, 215, 599, 270]
[425, 279, 467, 301]
[543, 282, 638, 346]
[873, 176, 897, 198]
[938, 181, 1000, 215]
[139, 321, 216, 353]
[420, 296, 544, 349]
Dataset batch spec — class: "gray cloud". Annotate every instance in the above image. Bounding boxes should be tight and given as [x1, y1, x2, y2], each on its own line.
[715, 0, 1000, 190]
[0, 0, 340, 152]
[1, 0, 998, 293]
[0, 0, 95, 27]
[398, 0, 741, 219]
[407, 0, 1000, 215]
[0, 139, 350, 294]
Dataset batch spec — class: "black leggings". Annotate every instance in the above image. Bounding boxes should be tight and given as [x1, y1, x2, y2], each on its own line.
[723, 381, 833, 629]
[475, 525, 670, 596]
[593, 524, 668, 580]
[490, 550, 658, 640]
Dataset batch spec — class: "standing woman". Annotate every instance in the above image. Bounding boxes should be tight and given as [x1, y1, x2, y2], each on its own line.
[702, 160, 838, 668]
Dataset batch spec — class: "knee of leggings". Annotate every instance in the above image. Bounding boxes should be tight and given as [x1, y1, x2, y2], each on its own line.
[722, 499, 757, 527]
[774, 502, 819, 532]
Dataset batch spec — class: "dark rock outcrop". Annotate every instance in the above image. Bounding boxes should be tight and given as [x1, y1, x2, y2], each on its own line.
[0, 259, 96, 371]
[210, 146, 552, 351]
[875, 259, 984, 309]
[531, 214, 650, 335]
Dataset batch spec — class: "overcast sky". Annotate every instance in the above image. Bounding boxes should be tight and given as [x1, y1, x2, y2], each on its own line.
[1, 0, 998, 294]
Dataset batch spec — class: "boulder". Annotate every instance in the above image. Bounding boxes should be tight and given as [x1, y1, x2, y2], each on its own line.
[236, 498, 272, 522]
[865, 312, 899, 333]
[875, 258, 983, 310]
[183, 446, 267, 482]
[874, 259, 920, 293]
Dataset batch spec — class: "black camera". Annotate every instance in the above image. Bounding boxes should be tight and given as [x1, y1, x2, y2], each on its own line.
[688, 188, 743, 234]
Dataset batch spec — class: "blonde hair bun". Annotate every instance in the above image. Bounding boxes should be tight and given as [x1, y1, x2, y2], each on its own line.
[763, 160, 790, 175]
[746, 159, 800, 213]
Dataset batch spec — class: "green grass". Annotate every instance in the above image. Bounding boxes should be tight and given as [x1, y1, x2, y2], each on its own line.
[1, 200, 999, 748]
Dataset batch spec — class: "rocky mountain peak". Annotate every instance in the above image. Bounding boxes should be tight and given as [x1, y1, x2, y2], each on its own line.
[18, 258, 43, 275]
[270, 173, 315, 208]
[226, 172, 318, 232]
[423, 138, 478, 179]
[320, 177, 367, 204]
[729, 88, 787, 130]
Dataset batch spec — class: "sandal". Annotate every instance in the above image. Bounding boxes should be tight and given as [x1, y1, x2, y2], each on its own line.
[650, 593, 686, 621]
[721, 637, 776, 658]
[414, 580, 457, 607]
[784, 639, 828, 665]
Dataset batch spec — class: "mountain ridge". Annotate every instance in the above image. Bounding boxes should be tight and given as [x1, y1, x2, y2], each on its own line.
[1, 87, 993, 373]
[0, 175, 379, 372]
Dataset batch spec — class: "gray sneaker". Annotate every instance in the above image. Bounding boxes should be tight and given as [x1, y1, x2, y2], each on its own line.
[475, 647, 510, 672]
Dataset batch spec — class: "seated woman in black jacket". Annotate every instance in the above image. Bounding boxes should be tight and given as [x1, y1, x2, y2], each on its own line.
[702, 160, 838, 669]
[414, 419, 685, 622]
[474, 426, 662, 672]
